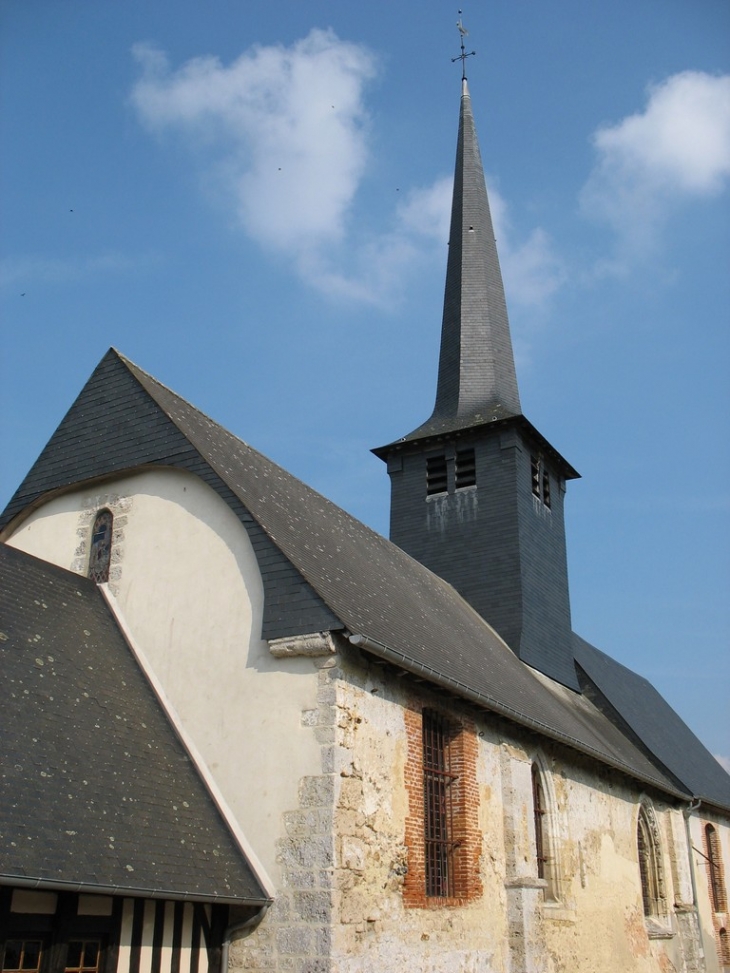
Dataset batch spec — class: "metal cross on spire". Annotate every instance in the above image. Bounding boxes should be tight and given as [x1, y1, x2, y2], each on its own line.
[452, 10, 476, 80]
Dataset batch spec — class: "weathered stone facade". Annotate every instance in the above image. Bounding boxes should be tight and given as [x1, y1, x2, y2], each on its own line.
[226, 643, 725, 973]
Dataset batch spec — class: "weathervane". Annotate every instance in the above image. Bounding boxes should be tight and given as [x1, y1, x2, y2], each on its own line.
[452, 10, 475, 80]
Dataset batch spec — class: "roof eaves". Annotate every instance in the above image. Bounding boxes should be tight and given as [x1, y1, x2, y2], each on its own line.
[348, 632, 689, 802]
[373, 414, 579, 479]
[0, 874, 270, 907]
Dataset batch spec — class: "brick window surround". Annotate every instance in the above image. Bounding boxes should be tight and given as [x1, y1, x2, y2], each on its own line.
[403, 706, 482, 907]
[705, 824, 728, 914]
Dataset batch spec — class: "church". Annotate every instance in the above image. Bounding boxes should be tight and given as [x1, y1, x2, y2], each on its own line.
[2, 73, 729, 973]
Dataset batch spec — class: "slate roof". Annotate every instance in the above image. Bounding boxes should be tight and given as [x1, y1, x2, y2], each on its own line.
[4, 349, 729, 810]
[0, 543, 269, 904]
[574, 636, 730, 811]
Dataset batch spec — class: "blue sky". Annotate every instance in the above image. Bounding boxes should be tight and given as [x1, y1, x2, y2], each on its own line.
[2, 1, 729, 763]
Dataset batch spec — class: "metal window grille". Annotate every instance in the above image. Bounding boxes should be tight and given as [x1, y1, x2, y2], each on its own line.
[422, 710, 458, 897]
[426, 455, 448, 496]
[532, 765, 547, 880]
[455, 447, 476, 489]
[706, 824, 728, 913]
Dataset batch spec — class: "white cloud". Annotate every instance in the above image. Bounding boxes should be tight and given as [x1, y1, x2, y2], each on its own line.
[130, 32, 566, 309]
[132, 32, 378, 276]
[581, 71, 730, 262]
[397, 177, 452, 242]
[488, 185, 566, 308]
[307, 177, 453, 306]
[131, 33, 467, 306]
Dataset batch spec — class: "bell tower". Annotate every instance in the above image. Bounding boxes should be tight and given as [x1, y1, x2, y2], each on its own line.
[373, 77, 580, 690]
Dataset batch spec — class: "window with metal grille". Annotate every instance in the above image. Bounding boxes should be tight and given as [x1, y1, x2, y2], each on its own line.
[88, 509, 113, 583]
[422, 710, 458, 897]
[426, 455, 448, 496]
[531, 764, 547, 880]
[455, 447, 476, 489]
[705, 824, 728, 913]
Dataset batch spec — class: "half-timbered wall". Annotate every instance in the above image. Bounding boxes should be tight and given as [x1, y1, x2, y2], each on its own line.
[0, 890, 227, 973]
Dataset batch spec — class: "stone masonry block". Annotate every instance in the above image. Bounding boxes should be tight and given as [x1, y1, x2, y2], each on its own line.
[276, 926, 314, 956]
[299, 775, 335, 808]
[283, 808, 331, 838]
[292, 891, 331, 924]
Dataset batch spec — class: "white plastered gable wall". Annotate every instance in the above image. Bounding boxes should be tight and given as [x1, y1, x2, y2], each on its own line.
[5, 467, 324, 887]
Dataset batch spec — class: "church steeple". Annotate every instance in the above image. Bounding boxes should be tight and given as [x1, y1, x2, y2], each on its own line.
[373, 70, 581, 692]
[411, 78, 521, 442]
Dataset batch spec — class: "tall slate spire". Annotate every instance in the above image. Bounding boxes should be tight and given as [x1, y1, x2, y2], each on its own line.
[397, 78, 521, 445]
[374, 74, 581, 692]
[434, 79, 521, 423]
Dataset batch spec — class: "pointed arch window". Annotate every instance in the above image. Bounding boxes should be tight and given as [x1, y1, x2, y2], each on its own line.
[531, 762, 560, 901]
[88, 509, 113, 583]
[532, 763, 547, 880]
[705, 823, 728, 913]
[637, 804, 665, 917]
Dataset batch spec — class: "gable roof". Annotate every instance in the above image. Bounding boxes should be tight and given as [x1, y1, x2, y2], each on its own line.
[5, 350, 727, 811]
[0, 543, 269, 904]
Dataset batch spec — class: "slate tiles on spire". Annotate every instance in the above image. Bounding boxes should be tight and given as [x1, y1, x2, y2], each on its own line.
[397, 79, 521, 445]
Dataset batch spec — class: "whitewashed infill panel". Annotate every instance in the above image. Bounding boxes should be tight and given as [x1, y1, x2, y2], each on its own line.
[116, 899, 135, 973]
[158, 902, 175, 973]
[111, 898, 213, 973]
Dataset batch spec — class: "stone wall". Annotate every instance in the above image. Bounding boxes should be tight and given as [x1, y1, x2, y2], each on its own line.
[227, 645, 717, 973]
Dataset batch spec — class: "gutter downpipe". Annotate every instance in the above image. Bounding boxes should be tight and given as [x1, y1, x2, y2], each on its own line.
[682, 798, 705, 969]
[220, 903, 271, 973]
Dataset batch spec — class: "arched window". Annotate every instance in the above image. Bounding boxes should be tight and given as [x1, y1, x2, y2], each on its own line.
[719, 928, 730, 966]
[637, 804, 665, 917]
[532, 763, 547, 880]
[88, 509, 113, 583]
[531, 761, 560, 901]
[705, 823, 728, 913]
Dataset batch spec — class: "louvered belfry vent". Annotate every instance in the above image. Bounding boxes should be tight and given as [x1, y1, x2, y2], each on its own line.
[455, 447, 476, 488]
[426, 454, 448, 496]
